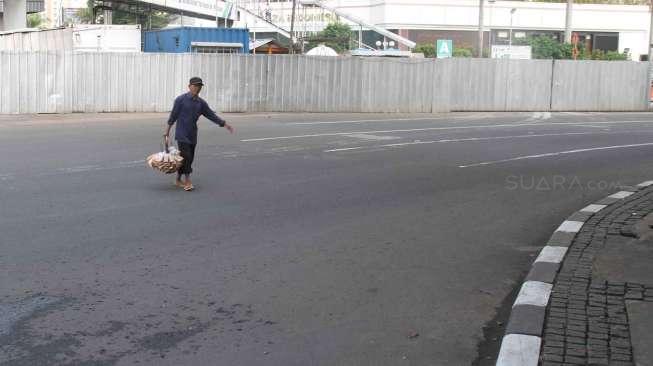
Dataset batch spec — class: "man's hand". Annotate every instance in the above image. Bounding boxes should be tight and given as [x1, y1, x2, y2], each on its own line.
[164, 125, 172, 141]
[224, 123, 235, 134]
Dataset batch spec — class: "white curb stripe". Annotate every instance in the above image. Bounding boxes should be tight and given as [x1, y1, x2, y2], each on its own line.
[534, 246, 568, 264]
[609, 191, 635, 199]
[496, 334, 542, 366]
[637, 181, 653, 187]
[556, 220, 584, 233]
[513, 281, 553, 308]
[580, 204, 607, 213]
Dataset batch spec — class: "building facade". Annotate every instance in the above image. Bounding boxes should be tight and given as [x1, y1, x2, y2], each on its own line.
[235, 0, 651, 60]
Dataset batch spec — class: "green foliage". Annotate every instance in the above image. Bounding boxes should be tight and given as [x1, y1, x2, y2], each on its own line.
[528, 35, 566, 59]
[603, 50, 629, 61]
[453, 47, 473, 58]
[415, 44, 472, 58]
[304, 22, 353, 54]
[527, 35, 628, 61]
[27, 13, 44, 28]
[76, 0, 173, 29]
[414, 43, 435, 58]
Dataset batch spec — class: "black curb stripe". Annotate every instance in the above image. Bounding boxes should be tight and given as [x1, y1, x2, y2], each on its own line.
[506, 304, 547, 336]
[526, 262, 561, 284]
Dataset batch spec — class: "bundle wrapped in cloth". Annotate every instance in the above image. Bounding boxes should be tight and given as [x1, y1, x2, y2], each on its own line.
[146, 140, 184, 174]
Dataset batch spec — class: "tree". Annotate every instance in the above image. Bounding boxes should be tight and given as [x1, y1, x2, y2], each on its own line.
[27, 13, 44, 28]
[453, 47, 473, 57]
[414, 43, 435, 58]
[527, 35, 629, 60]
[415, 43, 473, 58]
[304, 22, 353, 54]
[76, 0, 173, 29]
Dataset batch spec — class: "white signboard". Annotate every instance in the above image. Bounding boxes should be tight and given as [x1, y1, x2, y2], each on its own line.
[491, 45, 532, 60]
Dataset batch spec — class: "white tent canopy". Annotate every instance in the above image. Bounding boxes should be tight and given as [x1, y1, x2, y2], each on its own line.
[306, 44, 338, 56]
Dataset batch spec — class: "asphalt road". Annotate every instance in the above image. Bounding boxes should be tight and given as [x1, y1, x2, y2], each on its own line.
[2, 111, 653, 366]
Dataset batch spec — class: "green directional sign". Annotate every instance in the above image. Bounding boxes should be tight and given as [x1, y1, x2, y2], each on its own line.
[436, 39, 453, 59]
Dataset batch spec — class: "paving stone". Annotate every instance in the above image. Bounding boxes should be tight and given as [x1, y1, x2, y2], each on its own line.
[545, 334, 566, 343]
[545, 341, 566, 349]
[546, 327, 566, 336]
[567, 325, 586, 333]
[607, 362, 635, 366]
[567, 314, 587, 321]
[588, 332, 609, 340]
[565, 347, 586, 357]
[542, 353, 565, 362]
[537, 190, 653, 365]
[588, 349, 608, 359]
[566, 330, 586, 338]
[611, 339, 631, 348]
[567, 319, 587, 327]
[588, 339, 608, 347]
[566, 336, 586, 344]
[587, 357, 609, 365]
[625, 291, 643, 300]
[564, 355, 587, 364]
[611, 353, 633, 361]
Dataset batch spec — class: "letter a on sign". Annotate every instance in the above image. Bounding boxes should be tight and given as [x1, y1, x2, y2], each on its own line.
[436, 40, 453, 58]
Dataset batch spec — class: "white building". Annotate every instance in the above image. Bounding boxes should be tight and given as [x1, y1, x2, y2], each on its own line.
[0, 24, 141, 51]
[234, 0, 651, 60]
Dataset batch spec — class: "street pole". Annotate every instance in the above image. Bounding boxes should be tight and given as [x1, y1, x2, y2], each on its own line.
[478, 0, 484, 57]
[509, 9, 514, 49]
[564, 0, 573, 43]
[648, 2, 653, 63]
[648, 2, 653, 105]
[290, 0, 297, 54]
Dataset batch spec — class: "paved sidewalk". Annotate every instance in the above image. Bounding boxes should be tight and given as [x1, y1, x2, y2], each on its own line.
[541, 186, 653, 366]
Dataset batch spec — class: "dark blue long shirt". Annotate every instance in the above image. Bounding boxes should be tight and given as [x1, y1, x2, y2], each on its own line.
[167, 93, 225, 145]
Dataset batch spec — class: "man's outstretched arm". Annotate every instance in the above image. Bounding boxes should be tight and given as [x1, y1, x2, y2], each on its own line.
[202, 101, 234, 134]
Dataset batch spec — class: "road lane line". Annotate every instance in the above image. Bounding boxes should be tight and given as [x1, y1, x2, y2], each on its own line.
[323, 131, 627, 153]
[345, 133, 400, 140]
[287, 117, 447, 125]
[242, 120, 653, 142]
[458, 142, 653, 168]
[285, 114, 518, 125]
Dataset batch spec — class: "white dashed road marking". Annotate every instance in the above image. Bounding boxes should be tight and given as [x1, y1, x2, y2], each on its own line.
[242, 120, 653, 142]
[324, 131, 613, 153]
[345, 134, 400, 141]
[458, 142, 653, 168]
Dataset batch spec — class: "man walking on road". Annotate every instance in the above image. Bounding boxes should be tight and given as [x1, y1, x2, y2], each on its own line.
[164, 77, 234, 191]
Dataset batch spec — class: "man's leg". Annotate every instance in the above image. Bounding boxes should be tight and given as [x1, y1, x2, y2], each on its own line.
[178, 143, 196, 190]
[177, 142, 194, 188]
[176, 171, 184, 187]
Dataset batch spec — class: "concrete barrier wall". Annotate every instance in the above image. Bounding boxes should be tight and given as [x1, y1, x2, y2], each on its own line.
[0, 51, 648, 114]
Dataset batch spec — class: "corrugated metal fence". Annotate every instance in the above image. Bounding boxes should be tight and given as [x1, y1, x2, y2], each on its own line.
[0, 52, 649, 114]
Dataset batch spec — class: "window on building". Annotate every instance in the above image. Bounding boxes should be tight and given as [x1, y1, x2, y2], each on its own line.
[190, 42, 243, 54]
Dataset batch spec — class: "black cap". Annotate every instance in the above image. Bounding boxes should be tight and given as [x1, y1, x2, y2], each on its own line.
[189, 77, 204, 86]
